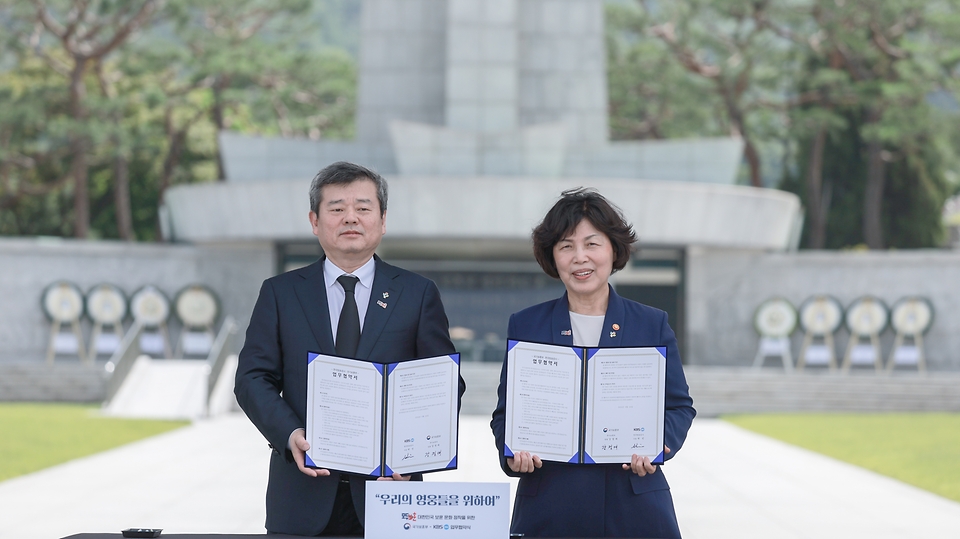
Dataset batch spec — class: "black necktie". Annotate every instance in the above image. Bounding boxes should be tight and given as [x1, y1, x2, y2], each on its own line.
[336, 275, 361, 357]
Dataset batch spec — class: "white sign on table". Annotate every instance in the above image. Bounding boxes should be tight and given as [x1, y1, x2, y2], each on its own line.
[365, 482, 509, 539]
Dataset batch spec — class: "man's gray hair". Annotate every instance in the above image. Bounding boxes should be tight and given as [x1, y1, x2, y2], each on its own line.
[309, 161, 388, 216]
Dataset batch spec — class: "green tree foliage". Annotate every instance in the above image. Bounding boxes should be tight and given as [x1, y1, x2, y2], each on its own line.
[606, 2, 725, 140]
[608, 0, 800, 187]
[0, 55, 76, 236]
[0, 0, 356, 241]
[608, 0, 960, 249]
[768, 0, 960, 249]
[4, 1, 958, 249]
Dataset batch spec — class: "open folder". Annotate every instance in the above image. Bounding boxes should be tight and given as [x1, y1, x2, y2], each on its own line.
[504, 340, 666, 465]
[305, 352, 460, 477]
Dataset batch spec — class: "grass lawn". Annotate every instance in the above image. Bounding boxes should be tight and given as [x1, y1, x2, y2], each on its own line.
[0, 403, 189, 482]
[724, 413, 960, 503]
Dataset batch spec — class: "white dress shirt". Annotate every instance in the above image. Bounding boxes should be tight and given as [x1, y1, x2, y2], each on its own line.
[323, 257, 376, 343]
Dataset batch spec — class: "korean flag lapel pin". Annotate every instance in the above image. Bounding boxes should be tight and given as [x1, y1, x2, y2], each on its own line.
[377, 300, 388, 309]
[561, 330, 572, 336]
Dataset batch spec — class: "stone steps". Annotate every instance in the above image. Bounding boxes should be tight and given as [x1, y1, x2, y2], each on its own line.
[4, 361, 958, 418]
[685, 367, 960, 416]
[0, 362, 108, 402]
[457, 363, 960, 417]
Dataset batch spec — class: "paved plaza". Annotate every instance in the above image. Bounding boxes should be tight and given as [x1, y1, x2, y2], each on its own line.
[1, 414, 959, 539]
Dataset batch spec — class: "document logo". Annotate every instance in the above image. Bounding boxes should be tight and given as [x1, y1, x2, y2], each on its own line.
[403, 523, 411, 530]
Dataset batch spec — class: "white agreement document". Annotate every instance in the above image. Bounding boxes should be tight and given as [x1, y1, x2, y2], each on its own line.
[385, 355, 460, 476]
[305, 353, 383, 475]
[306, 352, 460, 476]
[583, 347, 666, 464]
[504, 341, 583, 463]
[504, 341, 667, 465]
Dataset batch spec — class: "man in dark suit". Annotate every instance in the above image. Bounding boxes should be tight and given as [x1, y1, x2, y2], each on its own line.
[235, 161, 464, 536]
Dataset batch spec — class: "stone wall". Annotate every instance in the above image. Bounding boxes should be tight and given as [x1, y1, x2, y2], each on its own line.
[0, 238, 274, 363]
[686, 247, 960, 370]
[8, 237, 958, 372]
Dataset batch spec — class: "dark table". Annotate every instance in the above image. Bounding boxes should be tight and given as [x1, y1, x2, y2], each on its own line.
[62, 535, 331, 539]
[62, 535, 638, 539]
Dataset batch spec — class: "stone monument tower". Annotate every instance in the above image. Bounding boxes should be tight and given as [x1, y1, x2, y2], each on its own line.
[220, 0, 742, 183]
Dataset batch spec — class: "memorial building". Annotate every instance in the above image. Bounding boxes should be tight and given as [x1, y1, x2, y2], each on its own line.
[159, 0, 802, 360]
[4, 0, 959, 421]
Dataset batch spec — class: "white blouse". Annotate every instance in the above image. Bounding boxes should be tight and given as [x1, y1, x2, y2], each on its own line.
[569, 311, 604, 347]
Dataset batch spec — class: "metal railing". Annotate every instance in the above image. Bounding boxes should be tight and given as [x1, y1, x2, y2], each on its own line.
[206, 316, 238, 408]
[103, 322, 144, 405]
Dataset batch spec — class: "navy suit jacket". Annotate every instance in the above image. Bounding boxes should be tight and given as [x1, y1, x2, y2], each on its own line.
[490, 287, 696, 538]
[235, 256, 464, 536]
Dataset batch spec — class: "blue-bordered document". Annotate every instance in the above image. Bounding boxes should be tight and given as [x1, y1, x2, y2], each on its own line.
[306, 352, 460, 476]
[504, 340, 666, 465]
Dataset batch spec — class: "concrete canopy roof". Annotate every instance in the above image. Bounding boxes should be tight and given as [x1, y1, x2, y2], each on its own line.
[162, 175, 802, 255]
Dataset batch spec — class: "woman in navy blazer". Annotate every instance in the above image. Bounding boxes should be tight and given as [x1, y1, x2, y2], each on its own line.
[491, 188, 696, 538]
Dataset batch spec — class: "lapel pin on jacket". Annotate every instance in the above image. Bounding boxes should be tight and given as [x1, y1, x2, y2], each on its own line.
[561, 329, 571, 336]
[612, 323, 620, 331]
[377, 300, 388, 309]
[382, 292, 389, 299]
[610, 331, 617, 338]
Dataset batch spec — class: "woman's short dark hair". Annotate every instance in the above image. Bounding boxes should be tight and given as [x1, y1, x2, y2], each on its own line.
[309, 161, 388, 216]
[532, 188, 637, 279]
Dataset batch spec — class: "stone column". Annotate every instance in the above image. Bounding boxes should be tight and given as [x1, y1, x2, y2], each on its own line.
[445, 0, 519, 133]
